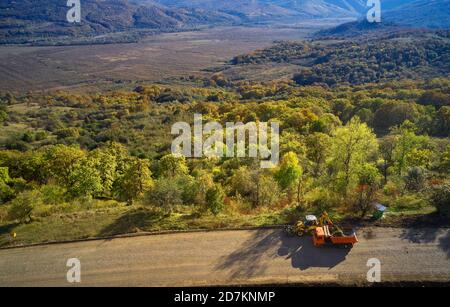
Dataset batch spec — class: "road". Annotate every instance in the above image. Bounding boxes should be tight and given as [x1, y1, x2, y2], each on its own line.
[0, 227, 449, 286]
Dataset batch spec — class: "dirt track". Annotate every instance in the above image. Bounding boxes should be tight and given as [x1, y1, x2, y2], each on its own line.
[0, 227, 449, 286]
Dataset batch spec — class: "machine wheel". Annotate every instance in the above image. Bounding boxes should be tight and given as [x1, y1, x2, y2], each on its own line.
[284, 225, 296, 237]
[296, 231, 305, 237]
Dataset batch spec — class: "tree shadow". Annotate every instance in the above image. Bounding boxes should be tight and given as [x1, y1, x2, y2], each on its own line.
[400, 227, 450, 259]
[0, 223, 19, 247]
[214, 229, 281, 279]
[0, 223, 18, 235]
[215, 229, 351, 279]
[98, 208, 164, 237]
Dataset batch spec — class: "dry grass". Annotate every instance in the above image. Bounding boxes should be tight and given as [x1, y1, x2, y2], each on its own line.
[0, 26, 315, 92]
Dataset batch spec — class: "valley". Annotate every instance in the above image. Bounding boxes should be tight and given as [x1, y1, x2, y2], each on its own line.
[0, 25, 326, 92]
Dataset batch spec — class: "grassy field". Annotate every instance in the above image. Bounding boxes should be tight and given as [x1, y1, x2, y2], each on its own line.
[0, 199, 440, 248]
[0, 202, 289, 247]
[0, 26, 316, 92]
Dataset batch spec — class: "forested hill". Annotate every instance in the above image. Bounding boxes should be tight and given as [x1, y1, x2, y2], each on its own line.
[230, 30, 450, 86]
[0, 0, 240, 44]
[314, 20, 410, 39]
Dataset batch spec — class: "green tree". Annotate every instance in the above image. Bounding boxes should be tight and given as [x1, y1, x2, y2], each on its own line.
[88, 148, 118, 195]
[0, 167, 10, 184]
[305, 133, 330, 177]
[115, 159, 154, 205]
[193, 170, 214, 205]
[0, 151, 46, 184]
[68, 160, 103, 198]
[275, 152, 303, 203]
[205, 184, 225, 215]
[8, 190, 43, 223]
[329, 117, 378, 195]
[257, 174, 282, 207]
[147, 177, 183, 213]
[379, 136, 396, 184]
[0, 109, 8, 123]
[430, 184, 450, 215]
[0, 167, 13, 204]
[229, 166, 255, 199]
[175, 175, 197, 205]
[158, 154, 189, 178]
[373, 101, 419, 132]
[432, 106, 450, 137]
[43, 145, 85, 186]
[40, 184, 67, 205]
[391, 122, 428, 176]
[354, 164, 381, 217]
[103, 142, 131, 175]
[439, 146, 450, 173]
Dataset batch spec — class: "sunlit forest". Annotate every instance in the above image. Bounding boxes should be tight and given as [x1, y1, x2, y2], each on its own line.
[0, 73, 449, 245]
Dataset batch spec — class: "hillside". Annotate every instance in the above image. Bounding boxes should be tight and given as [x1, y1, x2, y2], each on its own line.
[385, 0, 450, 29]
[0, 0, 240, 45]
[315, 0, 449, 38]
[1, 0, 447, 45]
[314, 20, 408, 39]
[228, 30, 450, 86]
[154, 0, 366, 20]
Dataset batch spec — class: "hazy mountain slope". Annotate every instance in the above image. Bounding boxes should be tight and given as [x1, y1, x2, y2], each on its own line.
[315, 0, 449, 38]
[385, 0, 450, 29]
[153, 0, 366, 19]
[154, 0, 442, 21]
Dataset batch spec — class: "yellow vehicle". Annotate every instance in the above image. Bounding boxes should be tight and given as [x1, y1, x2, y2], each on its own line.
[285, 212, 334, 237]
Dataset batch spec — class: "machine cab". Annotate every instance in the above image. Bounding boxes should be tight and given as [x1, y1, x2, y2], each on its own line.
[305, 215, 318, 227]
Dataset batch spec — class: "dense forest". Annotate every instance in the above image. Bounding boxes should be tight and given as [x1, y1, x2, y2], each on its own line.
[231, 31, 450, 86]
[0, 74, 449, 245]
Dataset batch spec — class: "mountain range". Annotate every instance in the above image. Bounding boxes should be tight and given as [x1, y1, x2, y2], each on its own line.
[153, 0, 450, 28]
[152, 0, 366, 19]
[0, 0, 240, 44]
[0, 0, 448, 44]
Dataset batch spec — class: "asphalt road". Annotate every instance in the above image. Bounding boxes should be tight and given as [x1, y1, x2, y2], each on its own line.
[0, 227, 449, 286]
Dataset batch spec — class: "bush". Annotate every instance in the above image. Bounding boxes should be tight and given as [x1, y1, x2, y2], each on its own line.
[0, 167, 13, 204]
[0, 182, 14, 204]
[383, 180, 402, 197]
[258, 175, 282, 207]
[0, 167, 10, 183]
[146, 177, 183, 212]
[404, 167, 426, 191]
[55, 128, 80, 140]
[205, 185, 225, 215]
[304, 188, 339, 214]
[175, 175, 198, 205]
[390, 194, 428, 212]
[9, 177, 29, 194]
[7, 190, 43, 223]
[40, 184, 67, 205]
[430, 184, 450, 215]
